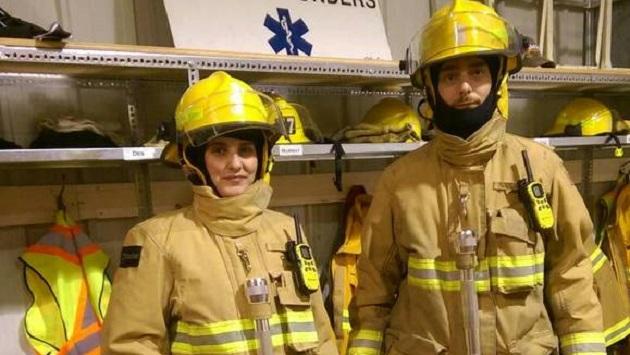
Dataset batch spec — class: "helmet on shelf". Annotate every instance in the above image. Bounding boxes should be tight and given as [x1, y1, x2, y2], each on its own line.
[545, 98, 614, 136]
[272, 95, 322, 144]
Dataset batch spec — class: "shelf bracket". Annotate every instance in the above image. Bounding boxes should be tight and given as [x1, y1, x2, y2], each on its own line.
[581, 147, 595, 212]
[187, 61, 200, 86]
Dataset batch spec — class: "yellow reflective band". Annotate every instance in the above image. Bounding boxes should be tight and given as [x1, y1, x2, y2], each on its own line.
[349, 329, 383, 355]
[407, 277, 491, 292]
[343, 309, 351, 331]
[270, 309, 315, 325]
[487, 253, 545, 268]
[171, 339, 257, 354]
[173, 310, 318, 354]
[176, 318, 255, 336]
[491, 272, 544, 288]
[604, 317, 630, 346]
[348, 347, 380, 355]
[408, 258, 458, 271]
[271, 331, 319, 346]
[560, 331, 606, 355]
[354, 329, 382, 342]
[590, 248, 607, 274]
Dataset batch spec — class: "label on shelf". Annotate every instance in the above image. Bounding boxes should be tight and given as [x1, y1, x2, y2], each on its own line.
[534, 137, 551, 146]
[278, 145, 303, 156]
[626, 135, 630, 144]
[123, 147, 160, 160]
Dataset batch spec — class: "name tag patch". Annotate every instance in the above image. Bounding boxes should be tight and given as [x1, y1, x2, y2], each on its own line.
[119, 245, 142, 268]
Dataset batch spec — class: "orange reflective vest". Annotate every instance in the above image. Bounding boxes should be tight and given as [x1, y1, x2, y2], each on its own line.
[332, 187, 372, 355]
[20, 223, 111, 355]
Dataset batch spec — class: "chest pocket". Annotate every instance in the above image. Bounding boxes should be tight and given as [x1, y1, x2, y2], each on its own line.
[266, 242, 319, 353]
[488, 207, 544, 293]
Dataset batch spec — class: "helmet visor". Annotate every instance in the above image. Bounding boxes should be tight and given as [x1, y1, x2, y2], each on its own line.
[177, 90, 286, 147]
[406, 11, 521, 81]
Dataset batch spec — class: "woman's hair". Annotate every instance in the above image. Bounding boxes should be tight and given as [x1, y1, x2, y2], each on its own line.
[185, 129, 265, 186]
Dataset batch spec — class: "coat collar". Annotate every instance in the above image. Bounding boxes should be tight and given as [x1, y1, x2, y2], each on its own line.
[192, 180, 272, 237]
[434, 111, 506, 167]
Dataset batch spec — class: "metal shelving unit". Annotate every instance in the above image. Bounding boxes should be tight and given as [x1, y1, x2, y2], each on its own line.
[2, 39, 630, 217]
[1, 136, 628, 166]
[2, 39, 630, 92]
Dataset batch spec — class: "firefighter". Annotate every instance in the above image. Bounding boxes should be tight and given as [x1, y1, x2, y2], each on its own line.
[102, 71, 337, 354]
[349, 1, 606, 354]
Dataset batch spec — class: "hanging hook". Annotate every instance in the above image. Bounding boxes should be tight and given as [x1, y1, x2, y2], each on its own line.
[57, 174, 67, 212]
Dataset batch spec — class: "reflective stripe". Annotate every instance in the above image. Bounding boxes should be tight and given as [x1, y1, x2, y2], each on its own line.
[604, 316, 630, 346]
[408, 254, 544, 292]
[590, 248, 607, 274]
[408, 258, 490, 291]
[559, 332, 606, 355]
[342, 309, 351, 331]
[488, 254, 545, 290]
[348, 329, 382, 355]
[171, 310, 318, 354]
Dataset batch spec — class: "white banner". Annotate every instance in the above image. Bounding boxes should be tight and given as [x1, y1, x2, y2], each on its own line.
[163, 0, 392, 60]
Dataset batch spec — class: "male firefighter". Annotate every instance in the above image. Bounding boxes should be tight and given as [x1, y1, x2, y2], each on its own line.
[348, 1, 606, 354]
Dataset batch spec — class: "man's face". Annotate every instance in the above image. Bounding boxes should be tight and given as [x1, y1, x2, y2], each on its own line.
[436, 56, 492, 109]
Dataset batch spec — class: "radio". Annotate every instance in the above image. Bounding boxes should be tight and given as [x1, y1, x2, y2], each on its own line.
[285, 214, 319, 295]
[518, 150, 555, 233]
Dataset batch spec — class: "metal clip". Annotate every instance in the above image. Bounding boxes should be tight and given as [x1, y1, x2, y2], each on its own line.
[237, 248, 252, 274]
[459, 193, 470, 218]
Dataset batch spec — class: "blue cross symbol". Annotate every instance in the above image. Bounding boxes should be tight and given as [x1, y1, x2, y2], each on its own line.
[264, 8, 312, 56]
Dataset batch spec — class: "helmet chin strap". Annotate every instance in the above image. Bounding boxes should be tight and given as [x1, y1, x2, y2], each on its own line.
[182, 147, 209, 186]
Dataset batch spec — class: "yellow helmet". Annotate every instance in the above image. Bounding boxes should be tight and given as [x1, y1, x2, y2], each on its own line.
[272, 95, 322, 144]
[545, 98, 613, 136]
[406, 0, 521, 106]
[361, 98, 421, 142]
[164, 71, 285, 184]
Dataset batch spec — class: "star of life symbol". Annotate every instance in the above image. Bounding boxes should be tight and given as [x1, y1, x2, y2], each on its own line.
[264, 8, 312, 56]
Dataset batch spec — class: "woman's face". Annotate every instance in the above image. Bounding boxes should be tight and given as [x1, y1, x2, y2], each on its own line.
[204, 136, 258, 197]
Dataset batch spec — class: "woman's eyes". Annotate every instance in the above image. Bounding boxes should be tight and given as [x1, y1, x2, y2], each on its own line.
[239, 145, 256, 156]
[209, 146, 226, 155]
[208, 145, 255, 156]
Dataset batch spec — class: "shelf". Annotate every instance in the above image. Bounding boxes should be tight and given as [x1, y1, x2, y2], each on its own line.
[2, 39, 630, 92]
[1, 136, 628, 167]
[533, 135, 630, 147]
[0, 147, 162, 168]
[509, 67, 630, 92]
[0, 38, 406, 88]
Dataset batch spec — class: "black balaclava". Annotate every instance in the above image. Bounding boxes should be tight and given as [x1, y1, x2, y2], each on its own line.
[430, 55, 502, 140]
[185, 129, 265, 190]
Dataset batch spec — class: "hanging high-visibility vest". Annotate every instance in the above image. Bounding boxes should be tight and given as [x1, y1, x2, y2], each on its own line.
[597, 174, 630, 288]
[20, 223, 111, 355]
[332, 187, 372, 355]
[595, 172, 630, 350]
[616, 181, 630, 284]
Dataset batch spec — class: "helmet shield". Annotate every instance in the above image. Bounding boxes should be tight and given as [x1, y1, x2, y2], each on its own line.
[177, 90, 286, 147]
[407, 6, 521, 85]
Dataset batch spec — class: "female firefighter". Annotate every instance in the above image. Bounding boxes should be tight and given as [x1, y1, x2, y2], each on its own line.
[102, 71, 337, 355]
